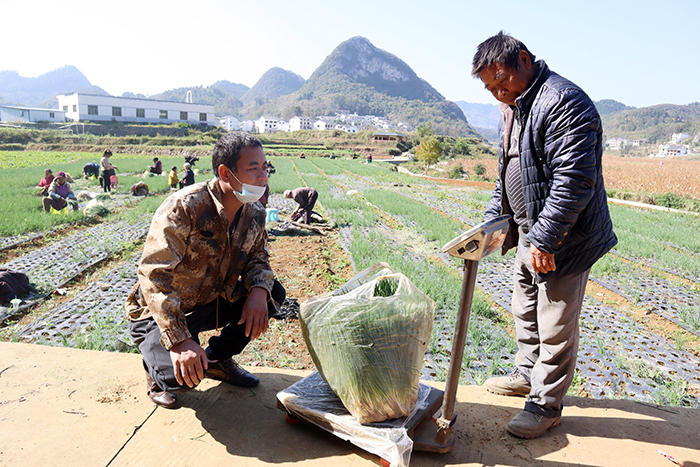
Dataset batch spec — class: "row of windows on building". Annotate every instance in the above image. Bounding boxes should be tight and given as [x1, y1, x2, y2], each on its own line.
[62, 104, 206, 121]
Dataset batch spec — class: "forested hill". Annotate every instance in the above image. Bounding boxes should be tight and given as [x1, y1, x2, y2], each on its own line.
[240, 68, 304, 105]
[246, 36, 479, 138]
[0, 66, 91, 107]
[601, 101, 700, 143]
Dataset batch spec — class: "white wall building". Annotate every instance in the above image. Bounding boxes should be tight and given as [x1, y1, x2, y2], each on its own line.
[56, 93, 216, 125]
[278, 119, 290, 132]
[240, 120, 255, 132]
[255, 116, 279, 133]
[0, 105, 65, 123]
[671, 133, 690, 144]
[289, 116, 313, 131]
[314, 120, 328, 131]
[606, 137, 629, 150]
[658, 144, 688, 157]
[219, 115, 240, 131]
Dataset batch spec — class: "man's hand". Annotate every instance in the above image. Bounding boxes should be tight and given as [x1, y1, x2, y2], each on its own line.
[530, 244, 556, 274]
[170, 338, 208, 388]
[238, 287, 270, 340]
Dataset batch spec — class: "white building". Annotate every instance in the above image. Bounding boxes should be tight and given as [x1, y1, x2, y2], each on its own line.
[606, 137, 629, 150]
[240, 120, 255, 132]
[314, 120, 328, 131]
[56, 93, 216, 125]
[289, 116, 313, 131]
[278, 119, 290, 132]
[255, 116, 279, 133]
[0, 104, 65, 123]
[671, 133, 690, 144]
[219, 116, 240, 131]
[658, 144, 688, 157]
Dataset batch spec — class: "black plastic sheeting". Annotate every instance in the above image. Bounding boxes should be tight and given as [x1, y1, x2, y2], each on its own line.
[16, 253, 142, 346]
[323, 173, 700, 407]
[0, 218, 149, 323]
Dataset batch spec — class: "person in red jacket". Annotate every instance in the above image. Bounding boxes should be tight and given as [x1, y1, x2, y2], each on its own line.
[37, 168, 54, 196]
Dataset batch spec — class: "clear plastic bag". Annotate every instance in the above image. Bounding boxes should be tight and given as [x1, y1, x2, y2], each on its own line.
[277, 371, 432, 467]
[300, 263, 435, 425]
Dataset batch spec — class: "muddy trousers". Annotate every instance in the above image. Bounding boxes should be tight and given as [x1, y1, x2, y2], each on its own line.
[129, 280, 285, 393]
[511, 238, 590, 419]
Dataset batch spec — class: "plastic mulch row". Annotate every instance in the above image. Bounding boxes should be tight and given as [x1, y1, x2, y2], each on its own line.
[593, 275, 700, 338]
[16, 253, 142, 345]
[0, 219, 149, 323]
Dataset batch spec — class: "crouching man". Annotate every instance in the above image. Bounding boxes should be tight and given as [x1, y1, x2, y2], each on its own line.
[126, 132, 285, 409]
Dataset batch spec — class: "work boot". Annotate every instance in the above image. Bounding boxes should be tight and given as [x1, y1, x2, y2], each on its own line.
[145, 372, 177, 409]
[206, 358, 259, 387]
[483, 369, 531, 396]
[506, 410, 561, 438]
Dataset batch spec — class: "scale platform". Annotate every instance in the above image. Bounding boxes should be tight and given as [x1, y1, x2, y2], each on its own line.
[277, 372, 446, 466]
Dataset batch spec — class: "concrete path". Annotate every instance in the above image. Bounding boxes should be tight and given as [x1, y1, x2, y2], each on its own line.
[1, 342, 698, 467]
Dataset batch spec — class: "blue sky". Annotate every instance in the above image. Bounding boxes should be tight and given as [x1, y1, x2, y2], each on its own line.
[5, 0, 699, 108]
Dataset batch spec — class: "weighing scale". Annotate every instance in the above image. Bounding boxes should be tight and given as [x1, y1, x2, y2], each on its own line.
[277, 215, 511, 465]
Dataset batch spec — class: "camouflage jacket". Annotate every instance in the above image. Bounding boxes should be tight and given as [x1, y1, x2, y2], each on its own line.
[125, 178, 276, 350]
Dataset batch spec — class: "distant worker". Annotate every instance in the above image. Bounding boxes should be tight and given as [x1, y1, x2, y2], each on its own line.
[284, 187, 318, 224]
[366, 153, 372, 163]
[130, 181, 149, 196]
[42, 171, 78, 213]
[168, 166, 179, 189]
[37, 168, 54, 196]
[179, 162, 195, 189]
[472, 31, 617, 439]
[329, 153, 336, 160]
[184, 154, 199, 166]
[150, 157, 163, 175]
[83, 162, 100, 179]
[100, 149, 118, 193]
[299, 152, 305, 159]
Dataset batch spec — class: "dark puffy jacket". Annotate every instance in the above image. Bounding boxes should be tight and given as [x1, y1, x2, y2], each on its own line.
[484, 61, 617, 281]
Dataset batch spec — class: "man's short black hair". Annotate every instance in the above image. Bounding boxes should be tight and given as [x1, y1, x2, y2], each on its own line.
[211, 132, 263, 177]
[471, 31, 536, 78]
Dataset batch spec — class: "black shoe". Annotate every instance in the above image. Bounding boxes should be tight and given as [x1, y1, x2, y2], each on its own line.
[206, 359, 259, 387]
[145, 372, 177, 409]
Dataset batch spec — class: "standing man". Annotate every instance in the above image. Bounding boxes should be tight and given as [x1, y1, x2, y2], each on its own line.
[284, 187, 319, 224]
[472, 32, 616, 438]
[126, 132, 285, 409]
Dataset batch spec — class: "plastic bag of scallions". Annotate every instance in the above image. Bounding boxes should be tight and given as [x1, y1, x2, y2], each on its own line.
[300, 263, 435, 424]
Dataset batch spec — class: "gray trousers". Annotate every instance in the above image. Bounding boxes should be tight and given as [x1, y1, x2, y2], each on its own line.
[512, 236, 590, 418]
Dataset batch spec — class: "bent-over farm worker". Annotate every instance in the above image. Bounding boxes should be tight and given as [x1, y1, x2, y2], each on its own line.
[284, 187, 319, 224]
[472, 31, 617, 438]
[125, 132, 286, 409]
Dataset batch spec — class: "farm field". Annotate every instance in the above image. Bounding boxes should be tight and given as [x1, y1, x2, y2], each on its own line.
[1, 150, 699, 411]
[460, 155, 700, 202]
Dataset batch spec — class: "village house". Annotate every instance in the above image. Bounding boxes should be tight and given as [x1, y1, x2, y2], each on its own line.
[56, 93, 215, 125]
[658, 144, 689, 157]
[289, 116, 313, 131]
[371, 132, 408, 143]
[671, 133, 690, 144]
[255, 116, 279, 133]
[219, 115, 240, 131]
[0, 104, 65, 123]
[606, 137, 629, 150]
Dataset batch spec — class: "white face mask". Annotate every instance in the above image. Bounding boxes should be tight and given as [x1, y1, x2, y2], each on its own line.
[230, 172, 266, 204]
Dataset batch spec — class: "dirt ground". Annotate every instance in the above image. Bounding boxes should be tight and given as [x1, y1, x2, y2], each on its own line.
[232, 228, 355, 371]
